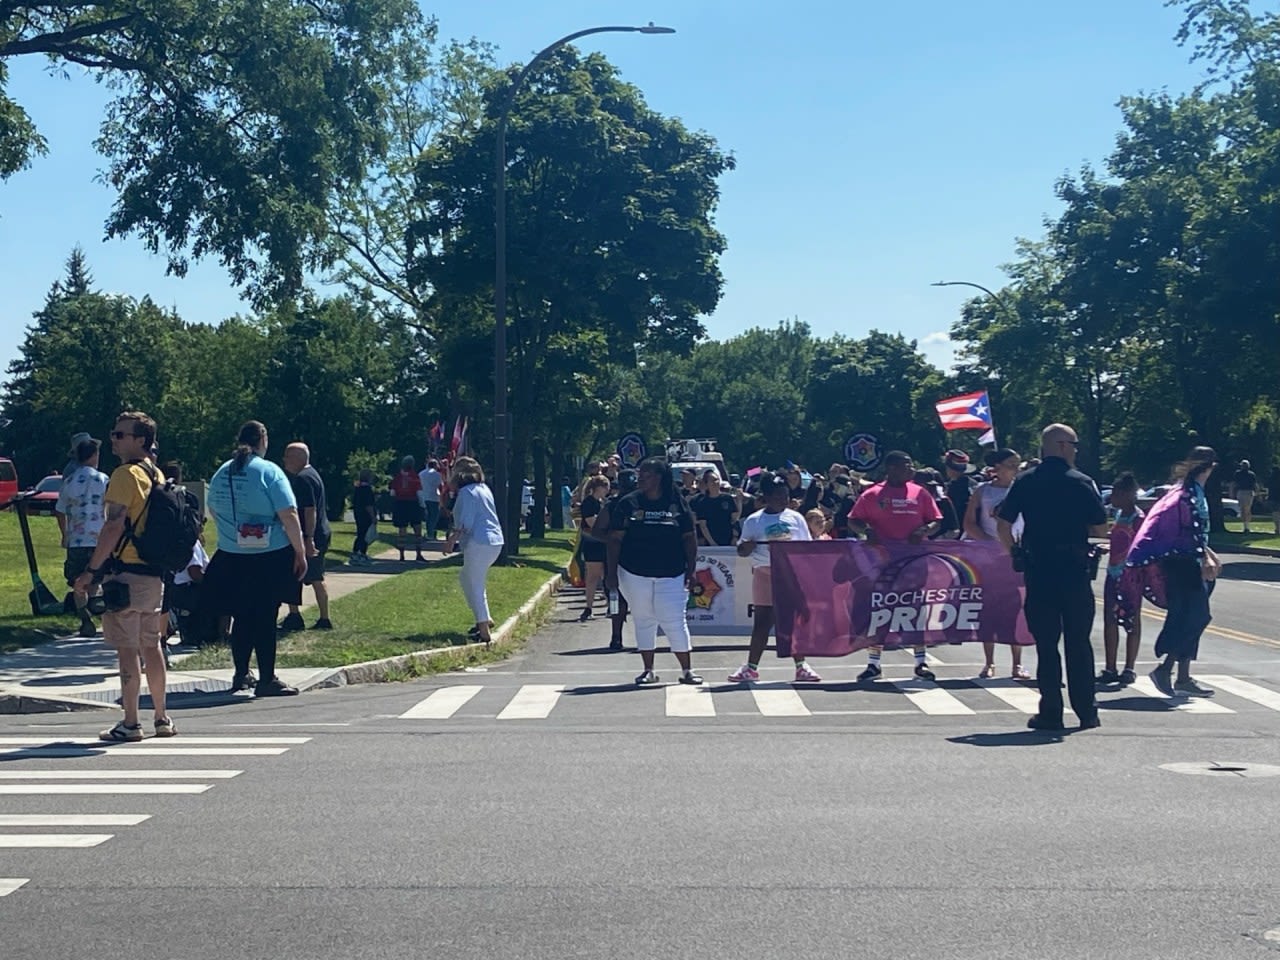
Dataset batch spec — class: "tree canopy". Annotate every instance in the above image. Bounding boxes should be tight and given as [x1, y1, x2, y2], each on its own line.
[2, 0, 431, 305]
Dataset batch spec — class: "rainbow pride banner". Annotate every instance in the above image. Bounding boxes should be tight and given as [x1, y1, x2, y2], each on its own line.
[770, 540, 1032, 658]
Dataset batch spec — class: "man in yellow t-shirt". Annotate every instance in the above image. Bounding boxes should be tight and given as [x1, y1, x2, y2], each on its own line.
[74, 411, 174, 742]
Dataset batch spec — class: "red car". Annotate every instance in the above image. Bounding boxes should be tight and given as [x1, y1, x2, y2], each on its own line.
[0, 458, 17, 508]
[16, 474, 62, 516]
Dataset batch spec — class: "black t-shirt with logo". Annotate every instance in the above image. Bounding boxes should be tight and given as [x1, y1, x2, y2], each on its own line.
[615, 490, 695, 578]
[690, 492, 736, 546]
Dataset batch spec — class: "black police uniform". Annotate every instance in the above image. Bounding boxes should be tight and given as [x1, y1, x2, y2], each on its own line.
[996, 456, 1107, 727]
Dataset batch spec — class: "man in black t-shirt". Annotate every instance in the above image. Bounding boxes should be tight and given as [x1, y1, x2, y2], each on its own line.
[1232, 459, 1257, 532]
[281, 443, 333, 631]
[996, 423, 1108, 732]
[942, 450, 975, 539]
[691, 468, 739, 546]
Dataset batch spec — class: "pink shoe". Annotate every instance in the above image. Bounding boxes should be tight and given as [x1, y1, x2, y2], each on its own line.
[728, 664, 759, 683]
[794, 662, 823, 683]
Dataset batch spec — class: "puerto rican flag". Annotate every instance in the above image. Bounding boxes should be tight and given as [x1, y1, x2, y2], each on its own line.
[935, 390, 994, 432]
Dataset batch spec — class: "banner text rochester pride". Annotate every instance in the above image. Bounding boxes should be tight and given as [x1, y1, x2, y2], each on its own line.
[868, 586, 984, 633]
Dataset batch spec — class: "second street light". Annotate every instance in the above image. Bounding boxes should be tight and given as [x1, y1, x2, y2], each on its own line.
[492, 23, 675, 553]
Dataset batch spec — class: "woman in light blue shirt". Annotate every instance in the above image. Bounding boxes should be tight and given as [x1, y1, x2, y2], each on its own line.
[443, 456, 504, 643]
[204, 421, 307, 697]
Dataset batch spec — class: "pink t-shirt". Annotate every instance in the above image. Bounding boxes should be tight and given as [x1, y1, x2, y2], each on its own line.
[848, 481, 943, 543]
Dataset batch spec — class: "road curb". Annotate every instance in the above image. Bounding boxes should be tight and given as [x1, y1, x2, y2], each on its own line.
[0, 689, 119, 715]
[1222, 545, 1280, 559]
[304, 567, 566, 690]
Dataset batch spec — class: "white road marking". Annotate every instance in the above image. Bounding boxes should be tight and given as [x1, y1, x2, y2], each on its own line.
[0, 737, 309, 745]
[0, 835, 113, 848]
[0, 815, 150, 827]
[399, 686, 483, 719]
[0, 784, 211, 794]
[496, 685, 564, 720]
[889, 682, 976, 715]
[974, 679, 1040, 714]
[0, 879, 30, 897]
[0, 770, 240, 780]
[749, 686, 812, 717]
[1199, 676, 1280, 712]
[665, 684, 716, 717]
[1129, 678, 1235, 713]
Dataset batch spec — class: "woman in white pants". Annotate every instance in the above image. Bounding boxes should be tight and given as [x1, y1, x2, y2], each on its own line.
[444, 457, 505, 644]
[603, 457, 703, 686]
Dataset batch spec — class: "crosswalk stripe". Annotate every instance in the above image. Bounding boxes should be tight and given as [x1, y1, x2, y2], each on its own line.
[0, 835, 113, 848]
[890, 682, 976, 715]
[0, 784, 211, 794]
[0, 879, 30, 897]
[1129, 678, 1235, 713]
[666, 684, 716, 717]
[496, 685, 564, 720]
[750, 686, 812, 717]
[1198, 676, 1280, 711]
[0, 737, 309, 746]
[399, 686, 483, 719]
[974, 679, 1040, 714]
[0, 770, 240, 780]
[0, 747, 289, 757]
[0, 815, 150, 827]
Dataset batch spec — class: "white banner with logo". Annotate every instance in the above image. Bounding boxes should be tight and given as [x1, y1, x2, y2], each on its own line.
[684, 546, 753, 635]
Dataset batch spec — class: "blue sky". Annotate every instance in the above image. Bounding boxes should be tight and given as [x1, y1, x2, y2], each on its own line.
[0, 0, 1207, 375]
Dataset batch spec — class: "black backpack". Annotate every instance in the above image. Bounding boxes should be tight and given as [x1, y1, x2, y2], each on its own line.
[120, 461, 202, 574]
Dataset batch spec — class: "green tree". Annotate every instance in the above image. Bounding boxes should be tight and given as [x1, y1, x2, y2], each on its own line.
[2, 1, 431, 305]
[409, 47, 734, 539]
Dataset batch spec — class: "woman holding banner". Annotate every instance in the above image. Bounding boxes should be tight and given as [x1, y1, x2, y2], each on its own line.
[728, 473, 823, 684]
[962, 448, 1031, 681]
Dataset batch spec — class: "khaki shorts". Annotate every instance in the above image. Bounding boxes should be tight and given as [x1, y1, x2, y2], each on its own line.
[101, 572, 165, 651]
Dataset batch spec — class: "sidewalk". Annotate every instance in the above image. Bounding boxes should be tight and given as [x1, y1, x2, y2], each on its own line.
[0, 542, 452, 713]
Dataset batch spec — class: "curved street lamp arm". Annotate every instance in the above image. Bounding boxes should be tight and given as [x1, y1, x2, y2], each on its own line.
[930, 280, 1017, 321]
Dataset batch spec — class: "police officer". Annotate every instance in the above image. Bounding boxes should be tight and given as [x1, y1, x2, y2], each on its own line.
[995, 423, 1108, 731]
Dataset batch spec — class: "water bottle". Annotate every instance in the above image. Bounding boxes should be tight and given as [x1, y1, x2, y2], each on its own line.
[608, 590, 620, 616]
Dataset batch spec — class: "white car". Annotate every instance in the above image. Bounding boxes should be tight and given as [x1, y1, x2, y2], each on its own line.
[1137, 485, 1240, 518]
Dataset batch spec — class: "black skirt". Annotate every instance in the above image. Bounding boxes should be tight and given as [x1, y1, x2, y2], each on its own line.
[203, 546, 302, 618]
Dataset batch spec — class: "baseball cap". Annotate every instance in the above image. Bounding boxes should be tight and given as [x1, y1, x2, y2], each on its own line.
[67, 431, 101, 457]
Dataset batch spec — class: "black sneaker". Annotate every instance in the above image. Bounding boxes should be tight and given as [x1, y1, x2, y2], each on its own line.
[1095, 669, 1121, 685]
[913, 663, 936, 682]
[1026, 714, 1065, 731]
[608, 637, 624, 651]
[1077, 716, 1102, 730]
[857, 664, 882, 682]
[634, 670, 660, 687]
[1174, 678, 1214, 697]
[229, 672, 258, 694]
[78, 618, 97, 638]
[255, 677, 299, 697]
[1148, 666, 1176, 697]
[1119, 669, 1138, 686]
[277, 612, 305, 632]
[312, 618, 333, 630]
[679, 670, 704, 686]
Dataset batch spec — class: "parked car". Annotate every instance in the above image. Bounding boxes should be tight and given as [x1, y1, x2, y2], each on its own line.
[15, 474, 62, 516]
[0, 458, 17, 507]
[1137, 485, 1240, 518]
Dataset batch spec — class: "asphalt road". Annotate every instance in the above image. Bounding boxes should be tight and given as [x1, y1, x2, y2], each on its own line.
[2, 552, 1278, 960]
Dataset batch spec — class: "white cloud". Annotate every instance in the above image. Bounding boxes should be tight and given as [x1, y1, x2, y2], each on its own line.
[920, 331, 951, 346]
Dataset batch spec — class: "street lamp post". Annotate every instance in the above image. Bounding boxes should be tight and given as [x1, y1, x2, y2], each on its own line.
[493, 23, 675, 554]
[930, 280, 1017, 321]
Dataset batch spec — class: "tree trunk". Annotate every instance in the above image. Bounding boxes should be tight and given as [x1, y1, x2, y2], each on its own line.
[530, 442, 548, 539]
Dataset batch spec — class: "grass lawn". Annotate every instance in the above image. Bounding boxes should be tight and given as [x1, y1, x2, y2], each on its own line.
[1, 507, 571, 667]
[1215, 518, 1280, 552]
[178, 530, 573, 671]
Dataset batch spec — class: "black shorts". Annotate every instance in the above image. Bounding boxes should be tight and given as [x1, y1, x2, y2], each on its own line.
[392, 500, 423, 529]
[64, 547, 95, 586]
[304, 547, 328, 585]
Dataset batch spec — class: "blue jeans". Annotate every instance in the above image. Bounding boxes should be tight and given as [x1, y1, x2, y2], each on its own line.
[423, 500, 440, 539]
